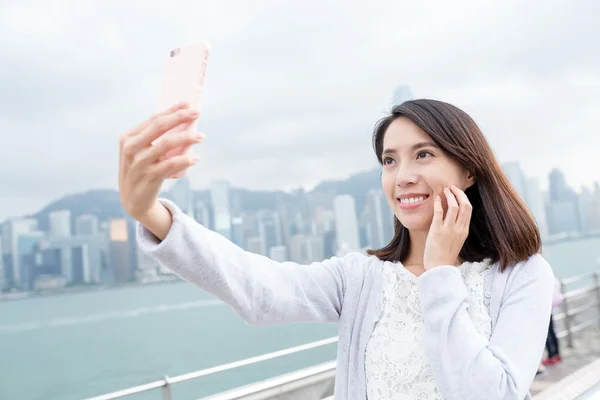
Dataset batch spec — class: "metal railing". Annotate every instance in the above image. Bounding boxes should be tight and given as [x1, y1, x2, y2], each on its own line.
[552, 271, 600, 348]
[86, 271, 600, 400]
[198, 361, 336, 400]
[84, 337, 338, 400]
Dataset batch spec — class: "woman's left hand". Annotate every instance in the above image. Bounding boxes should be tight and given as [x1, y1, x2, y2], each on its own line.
[423, 185, 473, 271]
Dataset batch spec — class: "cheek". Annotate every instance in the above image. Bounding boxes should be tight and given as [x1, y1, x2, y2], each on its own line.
[422, 174, 445, 196]
[381, 171, 398, 208]
[381, 171, 395, 193]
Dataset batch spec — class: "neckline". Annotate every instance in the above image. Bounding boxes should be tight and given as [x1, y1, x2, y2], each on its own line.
[387, 258, 493, 280]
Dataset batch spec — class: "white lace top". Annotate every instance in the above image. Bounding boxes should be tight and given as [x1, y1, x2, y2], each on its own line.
[365, 261, 493, 400]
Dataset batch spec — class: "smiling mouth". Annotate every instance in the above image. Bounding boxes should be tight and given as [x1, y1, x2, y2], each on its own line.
[397, 195, 429, 205]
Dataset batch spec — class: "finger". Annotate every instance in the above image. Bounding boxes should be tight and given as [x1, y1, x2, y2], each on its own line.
[140, 131, 204, 165]
[123, 108, 200, 159]
[443, 187, 459, 226]
[149, 152, 199, 181]
[451, 185, 473, 229]
[120, 101, 189, 146]
[431, 195, 444, 229]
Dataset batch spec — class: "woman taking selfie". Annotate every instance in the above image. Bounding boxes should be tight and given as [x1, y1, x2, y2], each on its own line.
[119, 99, 554, 400]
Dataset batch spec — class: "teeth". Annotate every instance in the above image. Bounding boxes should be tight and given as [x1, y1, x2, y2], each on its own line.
[400, 196, 425, 204]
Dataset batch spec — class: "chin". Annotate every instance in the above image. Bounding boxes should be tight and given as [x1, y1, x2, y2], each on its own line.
[396, 215, 432, 231]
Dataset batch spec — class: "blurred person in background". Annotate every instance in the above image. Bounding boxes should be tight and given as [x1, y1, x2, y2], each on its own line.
[543, 277, 564, 365]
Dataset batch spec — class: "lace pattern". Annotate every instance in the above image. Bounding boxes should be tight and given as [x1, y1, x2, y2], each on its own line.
[365, 261, 492, 400]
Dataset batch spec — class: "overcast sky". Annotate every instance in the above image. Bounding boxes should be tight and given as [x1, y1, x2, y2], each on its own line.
[0, 0, 598, 221]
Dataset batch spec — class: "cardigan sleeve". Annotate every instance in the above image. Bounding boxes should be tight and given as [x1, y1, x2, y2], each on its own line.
[418, 254, 554, 400]
[136, 198, 359, 326]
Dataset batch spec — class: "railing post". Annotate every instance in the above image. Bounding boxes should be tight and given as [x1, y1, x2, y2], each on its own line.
[594, 272, 600, 329]
[162, 376, 172, 400]
[561, 281, 574, 348]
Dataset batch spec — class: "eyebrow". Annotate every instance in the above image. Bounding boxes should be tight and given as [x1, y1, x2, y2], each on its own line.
[381, 141, 439, 156]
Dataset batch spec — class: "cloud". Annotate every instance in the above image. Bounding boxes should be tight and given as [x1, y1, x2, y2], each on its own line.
[0, 0, 599, 220]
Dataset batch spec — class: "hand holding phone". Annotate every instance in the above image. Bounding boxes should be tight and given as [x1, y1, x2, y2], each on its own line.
[156, 41, 210, 178]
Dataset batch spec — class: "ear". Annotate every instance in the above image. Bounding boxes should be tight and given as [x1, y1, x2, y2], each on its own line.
[465, 170, 476, 189]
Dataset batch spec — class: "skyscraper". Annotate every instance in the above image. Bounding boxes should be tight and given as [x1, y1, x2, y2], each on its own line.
[109, 219, 132, 283]
[333, 194, 360, 254]
[170, 176, 194, 217]
[49, 210, 72, 238]
[502, 162, 527, 202]
[246, 236, 265, 256]
[392, 85, 413, 106]
[365, 190, 389, 249]
[75, 214, 99, 236]
[231, 217, 245, 248]
[194, 200, 211, 228]
[548, 168, 576, 202]
[503, 163, 551, 238]
[577, 186, 600, 234]
[211, 180, 232, 240]
[17, 231, 45, 291]
[2, 217, 38, 289]
[547, 168, 580, 234]
[269, 246, 288, 262]
[258, 211, 283, 256]
[524, 177, 549, 239]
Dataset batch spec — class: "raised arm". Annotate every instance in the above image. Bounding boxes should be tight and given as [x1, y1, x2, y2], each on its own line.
[137, 198, 355, 325]
[119, 104, 355, 326]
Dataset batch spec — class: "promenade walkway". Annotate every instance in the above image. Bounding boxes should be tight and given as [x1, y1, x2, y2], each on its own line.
[532, 327, 600, 398]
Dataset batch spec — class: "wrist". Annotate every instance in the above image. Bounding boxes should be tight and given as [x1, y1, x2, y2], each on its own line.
[137, 201, 173, 241]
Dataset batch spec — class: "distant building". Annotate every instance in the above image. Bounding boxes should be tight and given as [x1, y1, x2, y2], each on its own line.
[194, 201, 211, 228]
[333, 195, 360, 253]
[231, 217, 245, 249]
[49, 210, 72, 238]
[170, 177, 195, 217]
[577, 187, 600, 233]
[524, 178, 549, 239]
[269, 246, 287, 262]
[364, 189, 394, 249]
[17, 231, 45, 291]
[246, 236, 265, 256]
[502, 162, 528, 202]
[211, 180, 232, 240]
[547, 168, 580, 234]
[76, 214, 99, 236]
[109, 219, 132, 283]
[305, 235, 325, 263]
[46, 235, 102, 284]
[392, 85, 413, 106]
[257, 211, 283, 257]
[503, 163, 549, 239]
[2, 217, 38, 289]
[288, 234, 307, 264]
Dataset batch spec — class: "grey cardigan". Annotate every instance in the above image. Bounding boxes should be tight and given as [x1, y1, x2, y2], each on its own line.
[137, 198, 555, 400]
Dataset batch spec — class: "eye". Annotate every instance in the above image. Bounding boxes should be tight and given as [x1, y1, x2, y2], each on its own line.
[416, 151, 433, 159]
[382, 156, 395, 165]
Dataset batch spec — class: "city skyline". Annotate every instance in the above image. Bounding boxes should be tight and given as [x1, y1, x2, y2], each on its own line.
[2, 156, 599, 293]
[2, 161, 598, 225]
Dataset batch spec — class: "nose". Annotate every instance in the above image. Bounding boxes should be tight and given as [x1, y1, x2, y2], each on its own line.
[395, 165, 419, 187]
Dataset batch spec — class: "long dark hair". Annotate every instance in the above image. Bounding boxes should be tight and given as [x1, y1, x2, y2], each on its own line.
[366, 99, 541, 272]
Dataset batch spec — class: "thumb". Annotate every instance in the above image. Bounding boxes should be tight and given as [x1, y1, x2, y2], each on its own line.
[431, 195, 443, 229]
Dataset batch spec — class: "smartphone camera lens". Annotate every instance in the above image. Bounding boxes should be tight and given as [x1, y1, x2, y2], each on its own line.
[170, 50, 176, 57]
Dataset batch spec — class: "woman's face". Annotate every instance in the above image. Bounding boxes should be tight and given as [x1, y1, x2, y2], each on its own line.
[381, 117, 475, 232]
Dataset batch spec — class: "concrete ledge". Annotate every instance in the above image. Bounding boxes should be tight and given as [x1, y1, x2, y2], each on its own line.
[534, 358, 600, 400]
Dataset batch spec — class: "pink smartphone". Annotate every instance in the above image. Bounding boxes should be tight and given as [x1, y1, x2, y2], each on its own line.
[156, 40, 210, 178]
